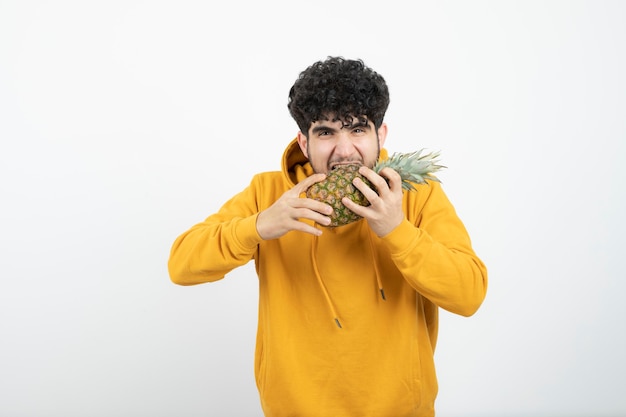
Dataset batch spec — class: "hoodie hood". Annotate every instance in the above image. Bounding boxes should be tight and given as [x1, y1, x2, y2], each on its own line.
[281, 138, 312, 187]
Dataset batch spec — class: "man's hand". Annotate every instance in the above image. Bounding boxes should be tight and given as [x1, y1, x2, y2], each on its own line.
[256, 174, 333, 240]
[342, 166, 405, 237]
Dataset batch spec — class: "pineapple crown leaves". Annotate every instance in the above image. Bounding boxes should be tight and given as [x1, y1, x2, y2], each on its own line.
[373, 149, 446, 191]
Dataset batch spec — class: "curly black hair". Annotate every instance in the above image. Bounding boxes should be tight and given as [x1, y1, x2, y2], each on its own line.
[287, 57, 390, 136]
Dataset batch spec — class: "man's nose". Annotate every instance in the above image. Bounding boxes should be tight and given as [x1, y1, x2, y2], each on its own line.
[334, 133, 355, 157]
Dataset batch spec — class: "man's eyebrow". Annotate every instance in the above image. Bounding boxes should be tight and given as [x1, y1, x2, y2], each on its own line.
[347, 120, 371, 129]
[311, 124, 339, 135]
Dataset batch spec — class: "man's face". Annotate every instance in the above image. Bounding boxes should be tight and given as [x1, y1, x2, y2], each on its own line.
[297, 116, 388, 174]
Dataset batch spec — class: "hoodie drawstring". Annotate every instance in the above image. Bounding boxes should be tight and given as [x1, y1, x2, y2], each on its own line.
[367, 231, 386, 301]
[311, 227, 342, 328]
[310, 223, 387, 329]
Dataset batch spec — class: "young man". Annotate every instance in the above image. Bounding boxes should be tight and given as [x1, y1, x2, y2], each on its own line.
[168, 57, 488, 417]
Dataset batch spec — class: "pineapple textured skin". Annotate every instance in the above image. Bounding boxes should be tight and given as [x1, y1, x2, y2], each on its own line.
[306, 164, 371, 227]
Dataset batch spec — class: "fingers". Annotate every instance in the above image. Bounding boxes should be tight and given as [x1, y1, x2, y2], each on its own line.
[257, 174, 333, 240]
[378, 167, 402, 191]
[358, 166, 401, 194]
[295, 173, 333, 221]
[341, 195, 366, 216]
[293, 196, 333, 228]
[284, 217, 325, 236]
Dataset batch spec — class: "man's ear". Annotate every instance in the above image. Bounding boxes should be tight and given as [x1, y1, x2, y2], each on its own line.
[377, 123, 388, 149]
[296, 131, 309, 159]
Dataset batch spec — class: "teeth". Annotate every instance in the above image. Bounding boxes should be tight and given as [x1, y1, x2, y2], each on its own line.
[331, 162, 361, 170]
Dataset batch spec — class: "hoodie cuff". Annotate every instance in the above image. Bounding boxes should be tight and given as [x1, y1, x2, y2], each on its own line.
[381, 219, 426, 257]
[234, 214, 264, 251]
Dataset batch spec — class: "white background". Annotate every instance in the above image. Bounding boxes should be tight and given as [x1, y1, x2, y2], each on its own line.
[1, 1, 625, 416]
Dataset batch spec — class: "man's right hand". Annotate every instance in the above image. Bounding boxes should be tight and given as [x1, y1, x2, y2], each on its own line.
[256, 173, 333, 240]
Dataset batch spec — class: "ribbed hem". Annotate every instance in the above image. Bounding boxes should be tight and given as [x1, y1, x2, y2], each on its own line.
[380, 219, 424, 256]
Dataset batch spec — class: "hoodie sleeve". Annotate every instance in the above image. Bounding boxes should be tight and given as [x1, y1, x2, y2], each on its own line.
[168, 176, 265, 286]
[381, 182, 488, 316]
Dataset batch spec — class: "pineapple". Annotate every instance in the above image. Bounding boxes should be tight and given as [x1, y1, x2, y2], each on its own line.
[306, 150, 445, 227]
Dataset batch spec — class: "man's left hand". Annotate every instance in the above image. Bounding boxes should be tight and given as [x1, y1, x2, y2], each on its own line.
[342, 166, 404, 237]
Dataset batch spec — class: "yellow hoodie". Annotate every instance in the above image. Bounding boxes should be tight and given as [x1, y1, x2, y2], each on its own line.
[168, 139, 488, 417]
